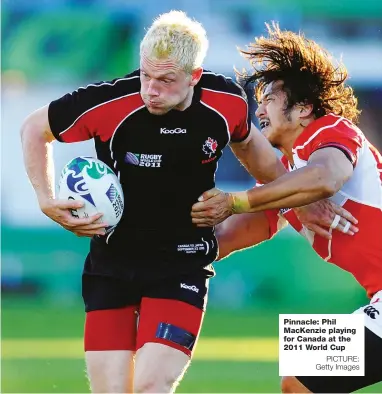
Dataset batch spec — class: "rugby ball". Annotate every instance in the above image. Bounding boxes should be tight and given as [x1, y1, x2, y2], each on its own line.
[58, 157, 124, 227]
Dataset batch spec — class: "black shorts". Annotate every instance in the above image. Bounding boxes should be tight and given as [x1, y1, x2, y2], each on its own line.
[297, 327, 382, 393]
[82, 261, 211, 313]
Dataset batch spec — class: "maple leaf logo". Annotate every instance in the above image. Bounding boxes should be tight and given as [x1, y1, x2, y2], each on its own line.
[202, 137, 218, 157]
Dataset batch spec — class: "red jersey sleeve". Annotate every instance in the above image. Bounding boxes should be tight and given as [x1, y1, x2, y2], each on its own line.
[293, 114, 364, 166]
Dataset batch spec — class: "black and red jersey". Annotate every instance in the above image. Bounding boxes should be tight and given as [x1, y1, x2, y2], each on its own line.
[49, 69, 250, 275]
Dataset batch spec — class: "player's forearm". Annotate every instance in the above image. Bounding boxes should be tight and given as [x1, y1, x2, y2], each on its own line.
[215, 212, 271, 260]
[231, 164, 336, 213]
[21, 123, 56, 207]
[238, 191, 327, 212]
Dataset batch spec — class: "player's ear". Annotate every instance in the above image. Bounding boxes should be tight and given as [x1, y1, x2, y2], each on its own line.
[190, 67, 203, 87]
[298, 103, 314, 119]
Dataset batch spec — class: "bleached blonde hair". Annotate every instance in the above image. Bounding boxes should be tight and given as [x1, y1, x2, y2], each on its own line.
[140, 10, 209, 74]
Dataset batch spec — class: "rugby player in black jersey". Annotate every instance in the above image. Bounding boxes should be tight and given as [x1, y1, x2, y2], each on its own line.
[21, 11, 353, 393]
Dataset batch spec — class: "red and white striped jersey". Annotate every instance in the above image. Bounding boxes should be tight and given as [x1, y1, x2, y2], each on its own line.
[266, 114, 382, 298]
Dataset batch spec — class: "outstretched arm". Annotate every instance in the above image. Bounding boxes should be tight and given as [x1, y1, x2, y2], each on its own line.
[230, 147, 353, 212]
[216, 211, 280, 260]
[191, 147, 357, 238]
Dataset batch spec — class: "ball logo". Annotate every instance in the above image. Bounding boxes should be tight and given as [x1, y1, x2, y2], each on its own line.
[106, 183, 117, 203]
[86, 160, 114, 179]
[68, 196, 80, 218]
[64, 157, 96, 206]
[106, 183, 124, 218]
[59, 156, 124, 229]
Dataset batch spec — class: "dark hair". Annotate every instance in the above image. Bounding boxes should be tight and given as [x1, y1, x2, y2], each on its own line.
[237, 22, 361, 124]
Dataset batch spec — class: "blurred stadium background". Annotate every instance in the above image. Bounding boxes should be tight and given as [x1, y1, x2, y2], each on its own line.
[1, 0, 382, 392]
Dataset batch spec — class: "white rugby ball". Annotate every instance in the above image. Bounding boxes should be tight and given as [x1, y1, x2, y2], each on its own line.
[58, 157, 124, 227]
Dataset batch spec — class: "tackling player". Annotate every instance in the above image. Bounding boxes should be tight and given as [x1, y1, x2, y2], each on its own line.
[196, 23, 382, 393]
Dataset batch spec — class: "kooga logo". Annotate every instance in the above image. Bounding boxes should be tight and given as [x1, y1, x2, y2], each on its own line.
[180, 283, 199, 293]
[160, 127, 187, 134]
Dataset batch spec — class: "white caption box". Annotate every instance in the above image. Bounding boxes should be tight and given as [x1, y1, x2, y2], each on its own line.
[279, 314, 365, 376]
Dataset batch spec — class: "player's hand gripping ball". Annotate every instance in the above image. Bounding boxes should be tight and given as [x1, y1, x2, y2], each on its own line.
[58, 157, 124, 227]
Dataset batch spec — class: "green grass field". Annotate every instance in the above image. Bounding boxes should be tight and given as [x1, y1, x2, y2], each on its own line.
[2, 299, 382, 393]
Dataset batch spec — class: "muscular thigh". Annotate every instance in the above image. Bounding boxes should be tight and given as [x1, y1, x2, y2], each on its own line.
[83, 272, 140, 349]
[85, 307, 139, 393]
[85, 306, 139, 351]
[136, 271, 210, 356]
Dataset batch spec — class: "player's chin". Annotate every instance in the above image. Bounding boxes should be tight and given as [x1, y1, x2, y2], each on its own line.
[146, 106, 169, 116]
[262, 128, 277, 146]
